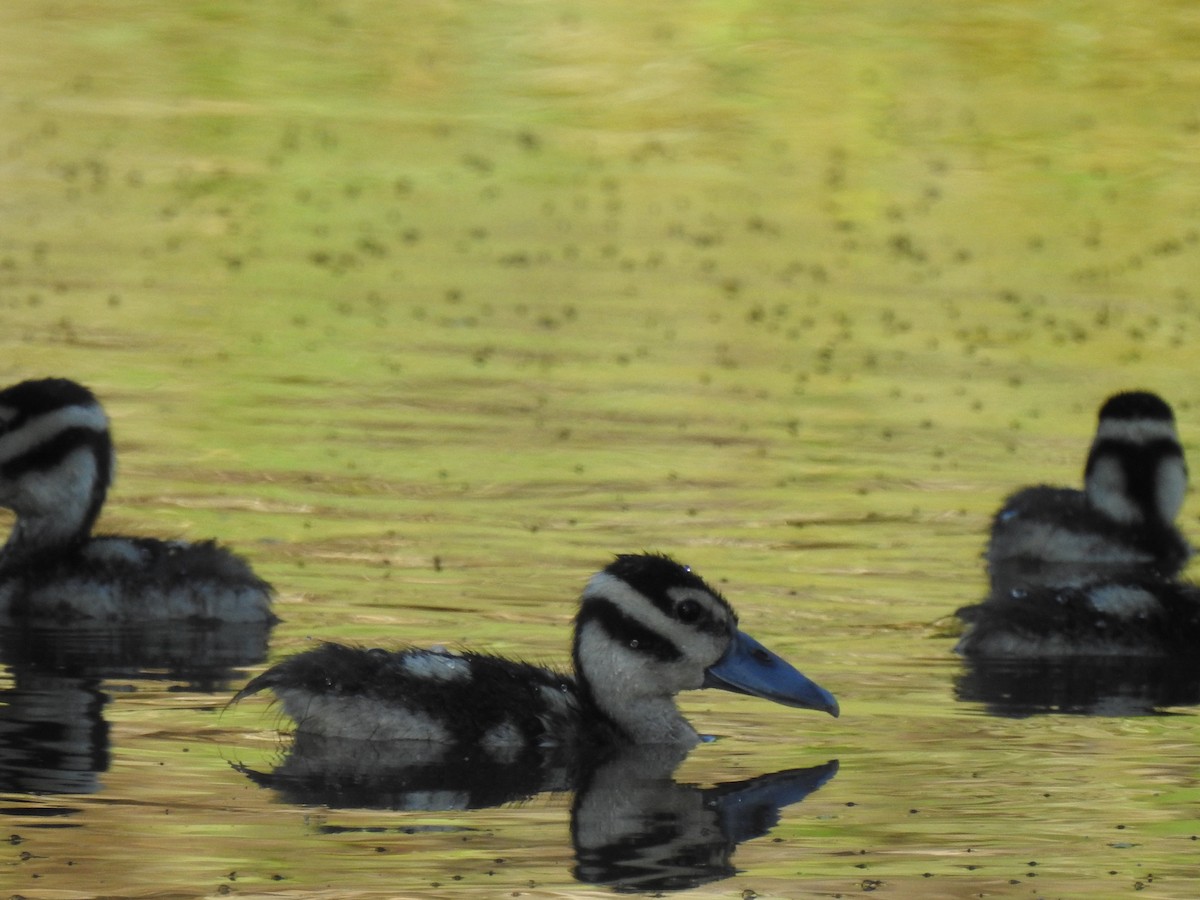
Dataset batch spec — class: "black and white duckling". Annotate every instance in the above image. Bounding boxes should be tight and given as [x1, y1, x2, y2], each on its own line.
[236, 553, 838, 748]
[960, 390, 1199, 658]
[986, 390, 1191, 589]
[0, 378, 273, 623]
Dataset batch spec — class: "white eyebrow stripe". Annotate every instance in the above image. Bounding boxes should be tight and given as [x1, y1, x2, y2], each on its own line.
[581, 571, 728, 651]
[583, 571, 668, 628]
[0, 403, 109, 467]
[1093, 418, 1179, 444]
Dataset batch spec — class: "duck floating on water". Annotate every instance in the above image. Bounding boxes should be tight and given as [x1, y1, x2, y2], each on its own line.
[985, 390, 1190, 587]
[237, 553, 838, 748]
[959, 390, 1199, 658]
[0, 378, 274, 623]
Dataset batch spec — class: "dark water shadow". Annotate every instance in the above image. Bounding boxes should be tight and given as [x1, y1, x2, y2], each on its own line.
[236, 736, 837, 892]
[955, 656, 1200, 717]
[0, 670, 109, 795]
[0, 617, 272, 795]
[0, 618, 273, 689]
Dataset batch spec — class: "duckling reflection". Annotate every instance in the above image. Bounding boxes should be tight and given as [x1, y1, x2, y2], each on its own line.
[236, 737, 837, 893]
[572, 752, 838, 892]
[0, 617, 273, 692]
[0, 668, 108, 794]
[0, 614, 272, 794]
[0, 378, 274, 623]
[955, 654, 1200, 717]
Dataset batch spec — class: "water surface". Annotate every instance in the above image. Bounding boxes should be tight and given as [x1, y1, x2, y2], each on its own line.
[2, 2, 1200, 897]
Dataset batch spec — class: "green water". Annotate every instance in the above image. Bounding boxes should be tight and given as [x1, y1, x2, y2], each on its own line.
[2, 1, 1200, 896]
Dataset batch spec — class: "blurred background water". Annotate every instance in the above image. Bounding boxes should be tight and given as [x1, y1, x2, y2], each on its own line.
[1, 1, 1199, 897]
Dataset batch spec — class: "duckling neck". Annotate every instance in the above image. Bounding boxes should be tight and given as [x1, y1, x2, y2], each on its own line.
[575, 677, 700, 746]
[1, 516, 88, 569]
[572, 649, 701, 747]
[1085, 441, 1186, 529]
[610, 694, 701, 746]
[0, 447, 109, 570]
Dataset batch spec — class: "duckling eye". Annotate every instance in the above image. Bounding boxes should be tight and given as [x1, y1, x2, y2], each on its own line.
[675, 598, 703, 623]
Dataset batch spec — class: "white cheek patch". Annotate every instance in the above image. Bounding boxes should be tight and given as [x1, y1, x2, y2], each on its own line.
[17, 447, 100, 541]
[576, 618, 637, 684]
[1155, 457, 1187, 524]
[1086, 455, 1139, 523]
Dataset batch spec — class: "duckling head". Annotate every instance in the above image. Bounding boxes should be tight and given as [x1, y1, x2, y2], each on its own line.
[1084, 390, 1186, 528]
[572, 553, 838, 745]
[0, 378, 114, 562]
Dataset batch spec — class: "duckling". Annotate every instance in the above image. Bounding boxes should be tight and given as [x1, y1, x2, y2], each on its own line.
[960, 391, 1198, 658]
[986, 390, 1190, 589]
[0, 378, 273, 623]
[236, 553, 838, 748]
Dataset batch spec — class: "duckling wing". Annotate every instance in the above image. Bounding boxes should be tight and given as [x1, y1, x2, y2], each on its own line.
[235, 643, 587, 746]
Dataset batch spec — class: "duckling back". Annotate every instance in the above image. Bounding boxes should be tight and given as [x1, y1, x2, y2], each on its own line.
[239, 642, 594, 748]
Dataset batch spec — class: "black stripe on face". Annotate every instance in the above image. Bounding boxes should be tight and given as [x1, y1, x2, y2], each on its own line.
[0, 427, 111, 480]
[576, 598, 683, 663]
